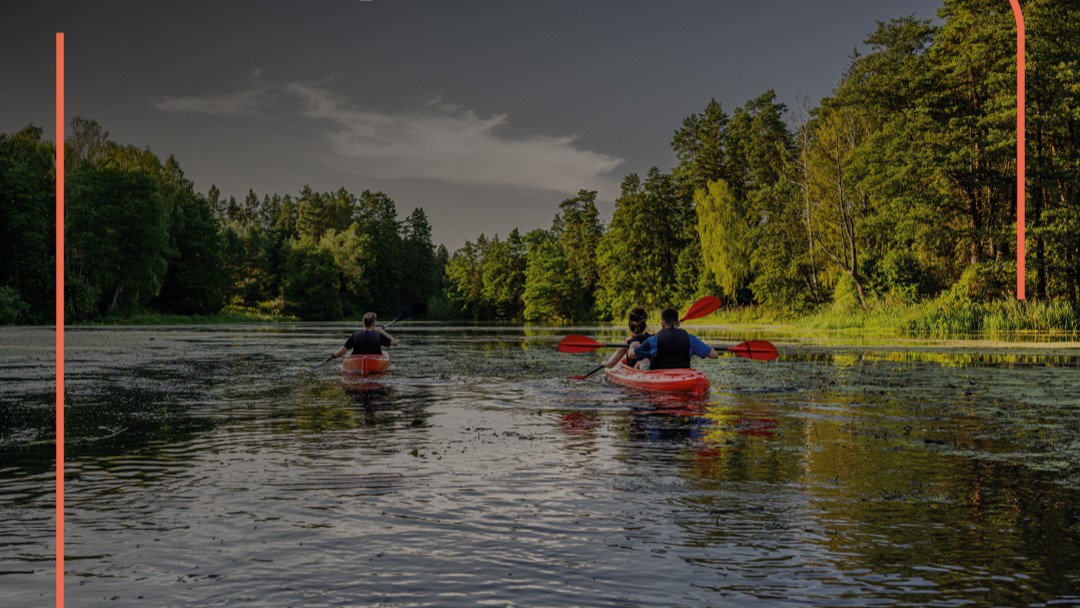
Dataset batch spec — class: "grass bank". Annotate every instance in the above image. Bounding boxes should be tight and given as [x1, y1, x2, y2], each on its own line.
[698, 298, 1080, 338]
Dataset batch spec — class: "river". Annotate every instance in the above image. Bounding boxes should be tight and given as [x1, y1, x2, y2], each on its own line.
[2, 324, 1079, 606]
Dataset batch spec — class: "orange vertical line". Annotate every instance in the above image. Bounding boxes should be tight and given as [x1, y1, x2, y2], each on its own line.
[1009, 0, 1025, 300]
[55, 31, 65, 608]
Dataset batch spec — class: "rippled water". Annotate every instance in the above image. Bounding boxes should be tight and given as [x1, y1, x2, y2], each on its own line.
[2, 324, 1080, 607]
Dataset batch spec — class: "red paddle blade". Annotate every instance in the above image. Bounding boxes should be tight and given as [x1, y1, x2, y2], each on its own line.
[558, 334, 604, 353]
[681, 296, 722, 321]
[725, 340, 779, 361]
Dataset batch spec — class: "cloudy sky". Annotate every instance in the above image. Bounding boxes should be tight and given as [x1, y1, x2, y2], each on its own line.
[3, 0, 943, 249]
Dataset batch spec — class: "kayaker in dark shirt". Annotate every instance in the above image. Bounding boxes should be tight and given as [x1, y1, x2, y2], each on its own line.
[627, 307, 717, 370]
[329, 312, 399, 359]
[603, 307, 652, 369]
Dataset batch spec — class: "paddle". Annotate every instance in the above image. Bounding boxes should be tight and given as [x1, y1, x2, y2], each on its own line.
[559, 334, 779, 362]
[680, 295, 722, 322]
[382, 302, 427, 330]
[565, 296, 724, 379]
[568, 364, 606, 381]
[316, 302, 427, 368]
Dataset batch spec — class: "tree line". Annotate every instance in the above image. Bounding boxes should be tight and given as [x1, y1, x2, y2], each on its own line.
[1, 0, 1077, 325]
[1, 117, 442, 323]
[442, 0, 1080, 322]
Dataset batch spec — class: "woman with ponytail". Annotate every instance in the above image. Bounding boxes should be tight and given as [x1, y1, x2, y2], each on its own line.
[603, 307, 652, 370]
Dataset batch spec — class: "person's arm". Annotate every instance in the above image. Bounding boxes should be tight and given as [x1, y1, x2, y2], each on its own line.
[604, 346, 628, 368]
[378, 328, 399, 347]
[331, 346, 348, 359]
[632, 336, 657, 361]
[688, 334, 718, 359]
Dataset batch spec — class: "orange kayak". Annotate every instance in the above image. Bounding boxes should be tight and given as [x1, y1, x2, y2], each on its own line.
[604, 360, 710, 395]
[342, 353, 391, 376]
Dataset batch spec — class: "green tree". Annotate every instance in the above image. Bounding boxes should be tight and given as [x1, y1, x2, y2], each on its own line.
[672, 98, 731, 196]
[401, 207, 438, 308]
[317, 225, 372, 314]
[551, 189, 604, 318]
[281, 241, 342, 321]
[694, 179, 752, 299]
[0, 125, 54, 323]
[355, 190, 404, 314]
[67, 162, 170, 318]
[596, 169, 695, 318]
[522, 229, 575, 323]
[802, 106, 874, 311]
[444, 236, 491, 319]
[482, 229, 527, 320]
[1026, 0, 1080, 301]
[153, 155, 226, 315]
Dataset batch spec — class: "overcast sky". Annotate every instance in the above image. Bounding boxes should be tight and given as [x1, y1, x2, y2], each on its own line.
[2, 0, 943, 249]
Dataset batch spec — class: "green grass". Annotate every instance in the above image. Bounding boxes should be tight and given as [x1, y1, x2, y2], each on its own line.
[794, 297, 1079, 337]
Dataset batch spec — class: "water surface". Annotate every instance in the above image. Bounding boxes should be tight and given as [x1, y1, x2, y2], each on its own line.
[2, 324, 1079, 607]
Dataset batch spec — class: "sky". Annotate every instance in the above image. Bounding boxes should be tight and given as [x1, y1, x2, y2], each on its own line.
[2, 0, 944, 250]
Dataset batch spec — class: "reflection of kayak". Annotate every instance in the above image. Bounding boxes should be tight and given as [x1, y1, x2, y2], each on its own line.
[342, 353, 391, 376]
[605, 360, 710, 395]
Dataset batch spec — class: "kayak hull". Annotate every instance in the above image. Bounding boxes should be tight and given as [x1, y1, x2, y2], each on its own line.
[604, 360, 710, 395]
[342, 353, 391, 376]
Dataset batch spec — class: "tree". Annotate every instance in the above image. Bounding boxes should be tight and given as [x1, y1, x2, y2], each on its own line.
[444, 237, 491, 319]
[281, 241, 342, 321]
[401, 207, 438, 308]
[694, 179, 752, 299]
[355, 190, 404, 314]
[1026, 0, 1080, 301]
[317, 225, 372, 314]
[522, 230, 575, 323]
[551, 189, 603, 318]
[153, 155, 226, 315]
[926, 0, 1017, 268]
[0, 125, 54, 323]
[66, 162, 170, 317]
[596, 169, 695, 318]
[672, 98, 731, 196]
[803, 106, 874, 311]
[482, 229, 527, 320]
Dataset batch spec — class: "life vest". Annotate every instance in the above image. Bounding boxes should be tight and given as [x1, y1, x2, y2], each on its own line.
[652, 327, 691, 369]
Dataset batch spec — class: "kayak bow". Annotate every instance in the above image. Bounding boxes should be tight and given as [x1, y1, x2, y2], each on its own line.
[604, 360, 709, 395]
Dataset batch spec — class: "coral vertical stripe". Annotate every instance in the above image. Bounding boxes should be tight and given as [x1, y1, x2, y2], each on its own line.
[55, 31, 65, 608]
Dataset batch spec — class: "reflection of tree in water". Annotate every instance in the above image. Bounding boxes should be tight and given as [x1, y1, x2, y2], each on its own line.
[624, 394, 778, 452]
[273, 379, 434, 433]
[661, 389, 1080, 603]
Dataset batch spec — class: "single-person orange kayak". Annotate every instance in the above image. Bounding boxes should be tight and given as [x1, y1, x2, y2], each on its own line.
[342, 353, 391, 376]
[604, 359, 710, 395]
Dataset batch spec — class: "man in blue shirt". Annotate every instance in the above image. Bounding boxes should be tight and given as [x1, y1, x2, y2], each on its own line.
[627, 308, 717, 370]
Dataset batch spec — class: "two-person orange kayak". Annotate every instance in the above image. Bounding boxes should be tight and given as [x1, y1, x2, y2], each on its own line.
[604, 359, 710, 395]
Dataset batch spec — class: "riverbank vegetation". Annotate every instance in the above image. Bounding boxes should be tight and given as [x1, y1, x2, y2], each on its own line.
[1, 0, 1077, 335]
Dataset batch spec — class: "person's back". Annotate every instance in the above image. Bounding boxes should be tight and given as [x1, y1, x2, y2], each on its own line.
[346, 328, 387, 355]
[651, 325, 691, 369]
